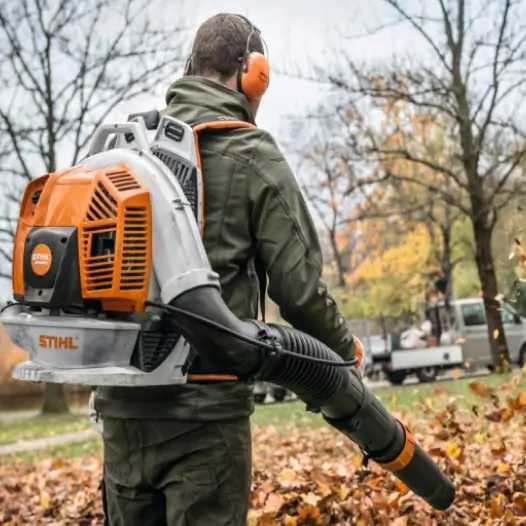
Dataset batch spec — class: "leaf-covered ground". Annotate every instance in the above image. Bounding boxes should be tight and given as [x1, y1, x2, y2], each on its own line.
[2, 373, 526, 525]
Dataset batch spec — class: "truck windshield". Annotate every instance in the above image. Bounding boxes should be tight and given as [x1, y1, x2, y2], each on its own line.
[436, 300, 518, 328]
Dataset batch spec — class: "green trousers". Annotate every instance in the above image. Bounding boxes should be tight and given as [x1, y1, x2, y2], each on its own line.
[102, 417, 252, 526]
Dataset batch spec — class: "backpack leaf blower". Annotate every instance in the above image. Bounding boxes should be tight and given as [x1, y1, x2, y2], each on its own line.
[1, 116, 455, 511]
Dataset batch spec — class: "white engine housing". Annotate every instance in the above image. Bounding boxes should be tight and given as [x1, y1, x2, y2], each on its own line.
[3, 117, 220, 386]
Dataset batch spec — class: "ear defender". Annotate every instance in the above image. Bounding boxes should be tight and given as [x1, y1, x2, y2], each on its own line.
[236, 16, 270, 100]
[238, 51, 270, 100]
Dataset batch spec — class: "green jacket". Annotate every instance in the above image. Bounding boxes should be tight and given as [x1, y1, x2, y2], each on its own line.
[95, 76, 356, 421]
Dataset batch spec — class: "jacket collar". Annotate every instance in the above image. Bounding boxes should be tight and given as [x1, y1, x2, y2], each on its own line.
[165, 76, 256, 125]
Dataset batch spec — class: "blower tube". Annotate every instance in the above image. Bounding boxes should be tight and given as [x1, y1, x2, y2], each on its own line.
[156, 286, 455, 511]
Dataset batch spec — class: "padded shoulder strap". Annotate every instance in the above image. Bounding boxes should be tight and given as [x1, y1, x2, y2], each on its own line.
[188, 115, 255, 170]
[187, 114, 253, 127]
[123, 111, 267, 323]
[188, 115, 266, 322]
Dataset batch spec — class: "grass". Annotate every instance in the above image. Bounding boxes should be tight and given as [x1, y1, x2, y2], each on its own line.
[1, 370, 524, 463]
[251, 371, 523, 430]
[1, 435, 102, 464]
[0, 413, 92, 445]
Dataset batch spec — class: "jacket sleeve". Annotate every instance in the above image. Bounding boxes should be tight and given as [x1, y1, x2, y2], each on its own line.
[248, 133, 357, 361]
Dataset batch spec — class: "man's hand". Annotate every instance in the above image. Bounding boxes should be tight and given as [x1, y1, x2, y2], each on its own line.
[351, 335, 366, 380]
[88, 391, 103, 434]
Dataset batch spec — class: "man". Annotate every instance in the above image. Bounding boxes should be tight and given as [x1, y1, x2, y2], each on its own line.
[94, 13, 364, 526]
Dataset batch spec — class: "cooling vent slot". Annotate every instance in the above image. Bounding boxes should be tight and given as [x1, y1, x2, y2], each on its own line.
[81, 181, 119, 292]
[153, 152, 192, 184]
[86, 182, 118, 221]
[152, 149, 199, 222]
[120, 206, 148, 291]
[134, 331, 182, 372]
[106, 168, 142, 192]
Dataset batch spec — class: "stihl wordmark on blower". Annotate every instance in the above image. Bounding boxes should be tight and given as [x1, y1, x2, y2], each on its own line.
[2, 114, 455, 511]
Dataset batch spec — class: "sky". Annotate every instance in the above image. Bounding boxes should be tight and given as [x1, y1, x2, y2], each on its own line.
[117, 0, 424, 146]
[0, 0, 425, 299]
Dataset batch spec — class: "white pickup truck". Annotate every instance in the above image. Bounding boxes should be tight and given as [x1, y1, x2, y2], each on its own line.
[367, 297, 526, 385]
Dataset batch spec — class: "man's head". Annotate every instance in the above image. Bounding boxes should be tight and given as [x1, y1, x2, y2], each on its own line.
[186, 13, 269, 116]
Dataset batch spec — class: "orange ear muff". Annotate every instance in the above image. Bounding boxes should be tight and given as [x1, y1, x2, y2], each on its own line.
[239, 51, 270, 100]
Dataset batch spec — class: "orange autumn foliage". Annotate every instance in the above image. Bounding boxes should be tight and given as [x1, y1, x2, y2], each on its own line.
[337, 219, 434, 318]
[0, 323, 28, 382]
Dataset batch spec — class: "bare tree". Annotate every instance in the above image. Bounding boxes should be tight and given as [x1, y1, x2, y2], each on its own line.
[0, 135, 16, 280]
[298, 140, 360, 287]
[0, 0, 188, 412]
[287, 111, 388, 288]
[313, 0, 526, 369]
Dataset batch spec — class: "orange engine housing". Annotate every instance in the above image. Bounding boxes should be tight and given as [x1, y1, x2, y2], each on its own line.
[12, 163, 152, 313]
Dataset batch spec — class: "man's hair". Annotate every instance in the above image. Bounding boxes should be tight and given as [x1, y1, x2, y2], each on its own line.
[190, 13, 264, 80]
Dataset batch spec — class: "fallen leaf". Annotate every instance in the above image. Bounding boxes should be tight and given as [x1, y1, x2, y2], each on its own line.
[263, 492, 285, 513]
[394, 480, 409, 495]
[298, 504, 320, 520]
[497, 462, 510, 473]
[469, 381, 494, 398]
[340, 484, 351, 500]
[50, 457, 66, 470]
[302, 492, 321, 507]
[316, 481, 332, 497]
[474, 433, 485, 444]
[446, 442, 462, 458]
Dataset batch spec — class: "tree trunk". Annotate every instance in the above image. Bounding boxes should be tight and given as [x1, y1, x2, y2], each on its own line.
[41, 383, 69, 414]
[471, 217, 510, 370]
[334, 254, 347, 288]
[329, 234, 347, 287]
[440, 226, 455, 330]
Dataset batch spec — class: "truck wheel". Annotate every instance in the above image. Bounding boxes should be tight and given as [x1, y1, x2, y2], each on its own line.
[416, 366, 438, 383]
[385, 370, 407, 386]
[272, 388, 287, 402]
[254, 393, 266, 404]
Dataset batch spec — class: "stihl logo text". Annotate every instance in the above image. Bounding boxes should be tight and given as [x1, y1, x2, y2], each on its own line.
[39, 335, 79, 350]
[31, 243, 53, 276]
[32, 253, 50, 263]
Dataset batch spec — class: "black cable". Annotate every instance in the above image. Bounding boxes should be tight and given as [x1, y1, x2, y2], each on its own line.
[0, 301, 21, 314]
[145, 300, 359, 367]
